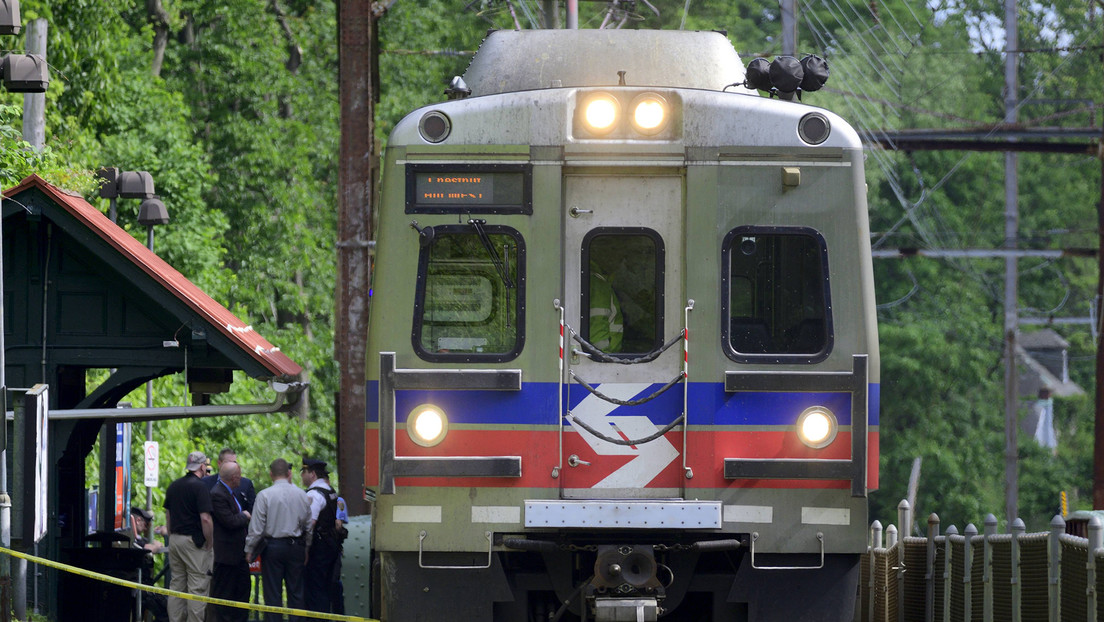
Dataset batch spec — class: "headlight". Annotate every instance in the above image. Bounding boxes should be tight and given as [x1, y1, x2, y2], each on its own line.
[583, 93, 620, 134]
[796, 406, 837, 449]
[407, 404, 448, 447]
[630, 93, 668, 134]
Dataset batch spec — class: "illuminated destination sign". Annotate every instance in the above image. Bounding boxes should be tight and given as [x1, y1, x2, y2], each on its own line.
[407, 164, 532, 214]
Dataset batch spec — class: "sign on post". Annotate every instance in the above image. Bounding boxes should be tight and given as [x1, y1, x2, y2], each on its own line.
[144, 441, 159, 487]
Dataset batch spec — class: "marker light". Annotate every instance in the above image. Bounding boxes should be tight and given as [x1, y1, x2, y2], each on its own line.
[796, 406, 837, 449]
[583, 93, 620, 133]
[630, 93, 668, 134]
[407, 404, 448, 447]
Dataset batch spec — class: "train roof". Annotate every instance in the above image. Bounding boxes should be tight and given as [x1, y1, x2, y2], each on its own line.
[462, 30, 748, 96]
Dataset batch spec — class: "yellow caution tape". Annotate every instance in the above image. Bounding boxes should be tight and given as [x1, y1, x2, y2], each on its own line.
[0, 546, 378, 622]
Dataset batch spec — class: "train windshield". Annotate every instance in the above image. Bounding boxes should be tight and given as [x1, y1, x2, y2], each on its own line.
[581, 229, 664, 355]
[412, 225, 524, 361]
[723, 227, 832, 360]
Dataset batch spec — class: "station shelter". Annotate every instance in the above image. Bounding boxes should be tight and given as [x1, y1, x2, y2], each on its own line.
[1, 174, 304, 619]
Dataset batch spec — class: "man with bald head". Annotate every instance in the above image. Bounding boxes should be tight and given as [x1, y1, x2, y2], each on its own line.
[210, 461, 251, 622]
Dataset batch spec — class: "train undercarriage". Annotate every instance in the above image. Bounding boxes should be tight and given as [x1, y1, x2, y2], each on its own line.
[375, 538, 860, 622]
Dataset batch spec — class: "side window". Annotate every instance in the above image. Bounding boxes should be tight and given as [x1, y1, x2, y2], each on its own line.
[413, 224, 525, 362]
[582, 229, 664, 355]
[722, 226, 832, 362]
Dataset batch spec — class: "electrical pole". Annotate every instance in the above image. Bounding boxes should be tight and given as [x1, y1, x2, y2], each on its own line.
[1094, 0, 1104, 510]
[780, 0, 797, 56]
[336, 0, 379, 517]
[1002, 0, 1020, 525]
[21, 19, 45, 149]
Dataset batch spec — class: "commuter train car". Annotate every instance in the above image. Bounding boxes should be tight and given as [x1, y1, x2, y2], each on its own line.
[365, 29, 879, 622]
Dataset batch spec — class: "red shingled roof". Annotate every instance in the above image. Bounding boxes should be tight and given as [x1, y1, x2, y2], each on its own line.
[4, 174, 303, 379]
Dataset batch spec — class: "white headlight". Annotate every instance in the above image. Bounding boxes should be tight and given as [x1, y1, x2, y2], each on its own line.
[796, 406, 837, 449]
[583, 94, 620, 133]
[407, 405, 448, 447]
[630, 93, 668, 134]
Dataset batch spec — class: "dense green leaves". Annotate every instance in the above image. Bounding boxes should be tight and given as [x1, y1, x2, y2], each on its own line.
[4, 0, 1103, 535]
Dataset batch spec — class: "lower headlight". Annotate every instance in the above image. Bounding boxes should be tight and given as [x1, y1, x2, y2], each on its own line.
[407, 404, 448, 447]
[796, 406, 837, 449]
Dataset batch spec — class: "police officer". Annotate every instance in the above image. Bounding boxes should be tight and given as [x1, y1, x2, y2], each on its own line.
[300, 459, 341, 612]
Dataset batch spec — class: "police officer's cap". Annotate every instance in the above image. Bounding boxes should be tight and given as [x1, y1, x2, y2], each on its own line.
[302, 458, 329, 476]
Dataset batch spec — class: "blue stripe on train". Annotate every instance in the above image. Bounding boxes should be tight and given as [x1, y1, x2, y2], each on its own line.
[367, 381, 881, 427]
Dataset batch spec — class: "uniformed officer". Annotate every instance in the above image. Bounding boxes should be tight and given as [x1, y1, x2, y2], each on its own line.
[300, 459, 341, 613]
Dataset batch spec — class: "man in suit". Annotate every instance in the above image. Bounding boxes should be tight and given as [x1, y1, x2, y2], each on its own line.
[210, 461, 251, 622]
[203, 448, 256, 512]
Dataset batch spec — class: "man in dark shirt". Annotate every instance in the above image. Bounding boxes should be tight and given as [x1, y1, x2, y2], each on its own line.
[202, 447, 256, 512]
[163, 450, 214, 622]
[210, 461, 251, 622]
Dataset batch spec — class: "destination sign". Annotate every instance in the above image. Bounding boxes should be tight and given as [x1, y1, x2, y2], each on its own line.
[407, 164, 532, 214]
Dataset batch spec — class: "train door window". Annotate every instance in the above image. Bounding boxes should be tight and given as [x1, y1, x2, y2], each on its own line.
[722, 226, 832, 363]
[581, 228, 664, 355]
[412, 223, 525, 362]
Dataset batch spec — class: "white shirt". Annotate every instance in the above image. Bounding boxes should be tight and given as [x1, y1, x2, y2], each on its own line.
[305, 479, 334, 521]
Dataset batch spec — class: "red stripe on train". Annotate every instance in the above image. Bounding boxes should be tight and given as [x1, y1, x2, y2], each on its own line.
[364, 427, 879, 490]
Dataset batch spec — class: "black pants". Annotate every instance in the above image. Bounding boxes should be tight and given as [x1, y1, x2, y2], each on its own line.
[261, 539, 306, 622]
[210, 560, 250, 622]
[304, 540, 340, 612]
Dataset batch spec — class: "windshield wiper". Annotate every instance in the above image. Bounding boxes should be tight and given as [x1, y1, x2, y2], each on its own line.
[468, 218, 514, 289]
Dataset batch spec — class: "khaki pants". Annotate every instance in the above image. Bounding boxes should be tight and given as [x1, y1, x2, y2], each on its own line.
[167, 533, 213, 622]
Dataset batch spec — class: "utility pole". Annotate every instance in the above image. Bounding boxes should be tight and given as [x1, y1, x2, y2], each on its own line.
[1094, 0, 1104, 510]
[1002, 0, 1020, 525]
[780, 0, 797, 56]
[543, 1, 558, 29]
[21, 18, 44, 149]
[336, 0, 379, 517]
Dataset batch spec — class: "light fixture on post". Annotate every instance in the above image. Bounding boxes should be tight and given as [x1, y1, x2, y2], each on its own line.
[0, 0, 20, 35]
[1, 53, 47, 93]
[94, 166, 169, 523]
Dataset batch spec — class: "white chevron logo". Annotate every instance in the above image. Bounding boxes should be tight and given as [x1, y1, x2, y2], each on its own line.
[569, 383, 680, 488]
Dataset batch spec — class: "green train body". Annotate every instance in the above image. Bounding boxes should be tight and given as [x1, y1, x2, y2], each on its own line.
[364, 29, 879, 621]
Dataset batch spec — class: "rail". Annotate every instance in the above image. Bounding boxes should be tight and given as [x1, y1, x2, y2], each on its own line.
[858, 499, 1104, 622]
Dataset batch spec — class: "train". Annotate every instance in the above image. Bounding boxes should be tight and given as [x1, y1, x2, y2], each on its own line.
[364, 28, 880, 622]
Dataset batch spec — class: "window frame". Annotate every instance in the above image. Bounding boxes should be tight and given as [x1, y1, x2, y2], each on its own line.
[411, 224, 526, 363]
[720, 225, 834, 364]
[580, 227, 666, 356]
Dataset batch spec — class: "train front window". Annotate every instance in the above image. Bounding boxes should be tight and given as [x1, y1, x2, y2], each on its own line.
[413, 224, 525, 362]
[722, 227, 832, 362]
[581, 229, 664, 355]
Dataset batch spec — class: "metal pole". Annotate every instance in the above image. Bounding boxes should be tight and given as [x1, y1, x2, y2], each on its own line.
[543, 0, 558, 28]
[566, 0, 577, 29]
[780, 0, 797, 56]
[1094, 0, 1104, 510]
[21, 19, 46, 150]
[0, 164, 9, 622]
[145, 226, 154, 520]
[1002, 0, 1020, 525]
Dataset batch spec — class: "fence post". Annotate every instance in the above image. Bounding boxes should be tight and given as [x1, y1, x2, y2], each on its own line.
[964, 524, 977, 622]
[927, 513, 940, 622]
[1049, 515, 1064, 622]
[900, 499, 913, 538]
[983, 514, 997, 622]
[898, 500, 911, 622]
[888, 524, 898, 549]
[945, 525, 958, 622]
[1088, 515, 1101, 622]
[870, 520, 882, 622]
[1011, 518, 1025, 622]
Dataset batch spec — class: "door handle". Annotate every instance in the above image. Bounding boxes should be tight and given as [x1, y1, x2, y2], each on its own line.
[567, 454, 591, 467]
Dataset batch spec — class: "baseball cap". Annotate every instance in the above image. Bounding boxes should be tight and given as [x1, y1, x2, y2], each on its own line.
[130, 506, 153, 521]
[186, 451, 209, 472]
